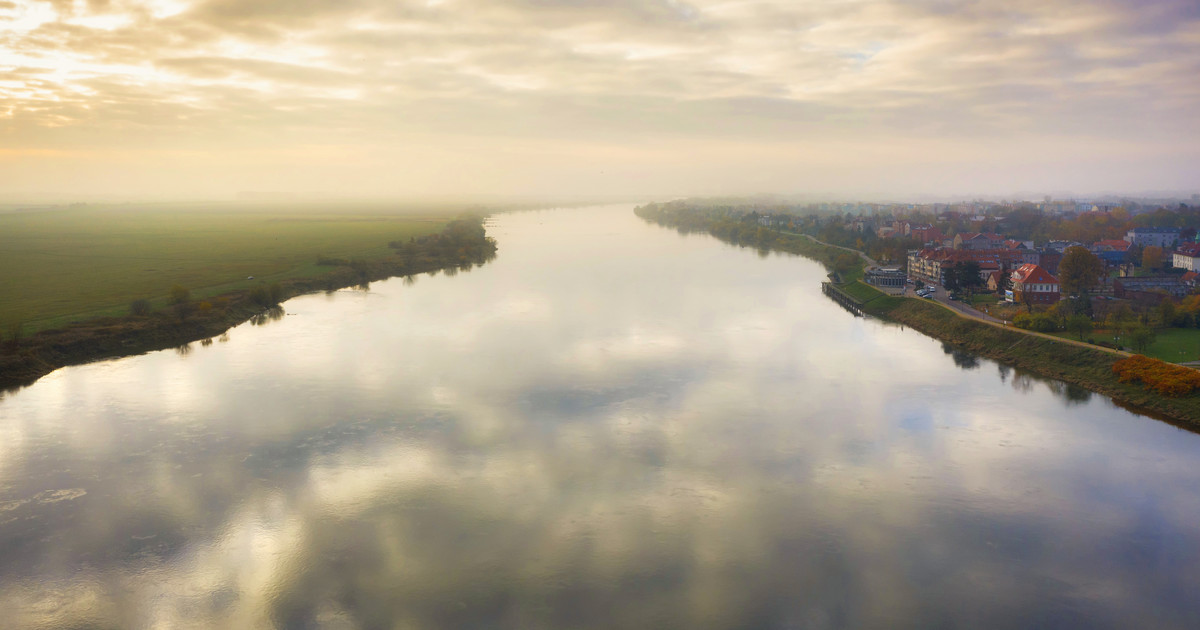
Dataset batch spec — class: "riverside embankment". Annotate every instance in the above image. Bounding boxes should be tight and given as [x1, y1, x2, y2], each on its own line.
[634, 203, 1200, 427]
[0, 217, 497, 390]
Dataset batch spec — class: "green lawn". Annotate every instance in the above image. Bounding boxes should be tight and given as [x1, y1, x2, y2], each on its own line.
[840, 281, 886, 303]
[964, 293, 1003, 308]
[1052, 327, 1200, 363]
[0, 202, 452, 332]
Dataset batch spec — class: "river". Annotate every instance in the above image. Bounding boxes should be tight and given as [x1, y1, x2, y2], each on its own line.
[2, 204, 1199, 629]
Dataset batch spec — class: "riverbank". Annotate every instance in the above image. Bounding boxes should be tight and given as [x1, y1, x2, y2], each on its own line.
[0, 217, 497, 391]
[634, 204, 1200, 427]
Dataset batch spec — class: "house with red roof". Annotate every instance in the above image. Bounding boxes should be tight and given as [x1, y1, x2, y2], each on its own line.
[1091, 239, 1133, 266]
[1008, 264, 1060, 305]
[1173, 243, 1200, 272]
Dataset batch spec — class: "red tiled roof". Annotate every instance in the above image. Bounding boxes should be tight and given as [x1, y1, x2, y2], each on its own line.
[1177, 243, 1200, 257]
[1013, 263, 1058, 285]
[1092, 239, 1131, 251]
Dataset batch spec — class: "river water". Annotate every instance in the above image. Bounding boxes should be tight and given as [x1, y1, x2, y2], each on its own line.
[2, 205, 1199, 629]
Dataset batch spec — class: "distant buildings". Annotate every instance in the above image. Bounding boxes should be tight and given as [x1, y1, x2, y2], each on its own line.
[952, 232, 1004, 251]
[1125, 227, 1181, 248]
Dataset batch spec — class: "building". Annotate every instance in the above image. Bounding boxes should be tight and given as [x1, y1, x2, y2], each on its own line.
[1046, 240, 1084, 253]
[1173, 243, 1200, 272]
[908, 247, 1040, 286]
[1091, 239, 1133, 266]
[953, 232, 1005, 251]
[865, 267, 907, 293]
[907, 224, 944, 244]
[1008, 264, 1060, 305]
[1114, 276, 1190, 301]
[986, 270, 1004, 293]
[1125, 227, 1181, 248]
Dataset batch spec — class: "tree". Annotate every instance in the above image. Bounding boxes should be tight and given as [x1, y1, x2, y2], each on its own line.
[1107, 303, 1136, 337]
[1058, 246, 1104, 297]
[130, 299, 152, 316]
[958, 261, 984, 295]
[168, 285, 192, 320]
[1143, 246, 1163, 270]
[1066, 314, 1093, 341]
[997, 264, 1013, 295]
[168, 285, 190, 305]
[1157, 298, 1178, 328]
[1130, 325, 1157, 352]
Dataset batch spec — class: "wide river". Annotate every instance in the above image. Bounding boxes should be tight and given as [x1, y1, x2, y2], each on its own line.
[2, 205, 1200, 629]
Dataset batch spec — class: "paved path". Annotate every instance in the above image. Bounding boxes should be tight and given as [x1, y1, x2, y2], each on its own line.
[917, 285, 1132, 357]
[780, 228, 1137, 358]
[783, 231, 879, 267]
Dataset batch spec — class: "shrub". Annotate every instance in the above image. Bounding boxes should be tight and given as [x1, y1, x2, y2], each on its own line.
[197, 301, 213, 312]
[248, 283, 284, 307]
[1013, 312, 1059, 333]
[1113, 355, 1200, 397]
[248, 285, 270, 307]
[168, 285, 190, 305]
[130, 299, 152, 316]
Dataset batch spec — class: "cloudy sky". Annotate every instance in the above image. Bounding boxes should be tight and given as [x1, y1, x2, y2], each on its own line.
[1, 0, 1198, 201]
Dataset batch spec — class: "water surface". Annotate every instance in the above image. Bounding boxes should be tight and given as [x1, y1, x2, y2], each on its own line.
[2, 205, 1199, 629]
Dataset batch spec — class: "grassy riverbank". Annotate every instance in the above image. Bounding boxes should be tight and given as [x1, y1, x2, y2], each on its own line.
[0, 202, 452, 334]
[0, 217, 497, 390]
[634, 203, 1200, 427]
[851, 285, 1200, 424]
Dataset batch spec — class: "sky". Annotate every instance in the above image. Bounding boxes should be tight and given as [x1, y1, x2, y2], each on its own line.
[1, 0, 1198, 202]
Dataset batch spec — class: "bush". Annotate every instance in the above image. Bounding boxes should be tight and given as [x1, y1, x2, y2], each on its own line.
[1113, 355, 1200, 397]
[1013, 312, 1059, 333]
[248, 283, 285, 307]
[130, 299, 152, 316]
[168, 285, 190, 305]
[248, 286, 270, 307]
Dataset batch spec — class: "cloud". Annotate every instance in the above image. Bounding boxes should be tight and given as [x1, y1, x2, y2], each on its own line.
[0, 0, 1198, 198]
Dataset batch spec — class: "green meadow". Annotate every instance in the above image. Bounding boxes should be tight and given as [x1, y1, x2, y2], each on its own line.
[0, 202, 451, 332]
[1050, 328, 1200, 364]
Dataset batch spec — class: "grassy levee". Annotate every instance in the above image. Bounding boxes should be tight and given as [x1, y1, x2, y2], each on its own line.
[0, 216, 498, 390]
[634, 204, 1200, 427]
[860, 296, 1200, 424]
[0, 202, 450, 333]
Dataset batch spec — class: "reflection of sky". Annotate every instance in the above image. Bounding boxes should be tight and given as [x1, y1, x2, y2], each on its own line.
[2, 205, 1200, 628]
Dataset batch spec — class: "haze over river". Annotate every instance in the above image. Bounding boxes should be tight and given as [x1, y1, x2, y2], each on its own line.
[2, 205, 1200, 629]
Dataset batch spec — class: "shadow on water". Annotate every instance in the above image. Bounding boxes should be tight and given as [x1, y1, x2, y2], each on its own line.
[941, 342, 980, 370]
[942, 343, 1094, 407]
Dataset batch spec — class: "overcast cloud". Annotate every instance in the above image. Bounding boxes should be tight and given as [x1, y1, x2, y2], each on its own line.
[1, 0, 1198, 200]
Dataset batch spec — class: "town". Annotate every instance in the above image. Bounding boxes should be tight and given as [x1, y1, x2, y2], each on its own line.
[665, 195, 1200, 363]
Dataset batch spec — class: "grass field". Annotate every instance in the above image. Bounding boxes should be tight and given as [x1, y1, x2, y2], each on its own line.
[1050, 328, 1200, 363]
[0, 202, 451, 332]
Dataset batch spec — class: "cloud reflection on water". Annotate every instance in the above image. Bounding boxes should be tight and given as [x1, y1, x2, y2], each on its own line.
[1, 206, 1200, 628]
